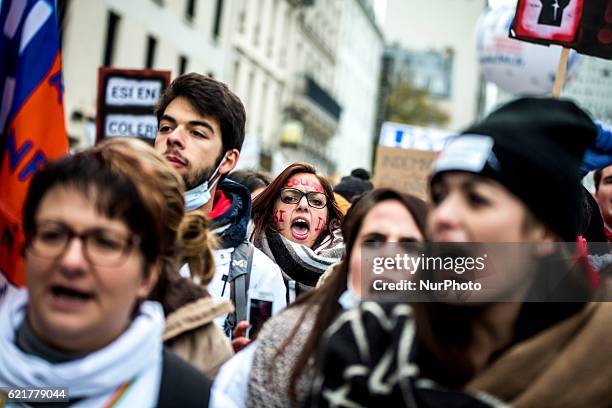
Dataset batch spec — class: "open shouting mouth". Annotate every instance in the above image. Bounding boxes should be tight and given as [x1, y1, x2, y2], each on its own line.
[291, 217, 310, 241]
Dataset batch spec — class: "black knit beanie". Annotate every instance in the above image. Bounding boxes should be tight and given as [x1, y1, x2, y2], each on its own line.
[334, 168, 373, 203]
[431, 97, 598, 242]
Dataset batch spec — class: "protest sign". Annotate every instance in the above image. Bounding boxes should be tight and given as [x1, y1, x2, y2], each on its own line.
[512, 0, 612, 60]
[373, 123, 454, 200]
[96, 68, 171, 143]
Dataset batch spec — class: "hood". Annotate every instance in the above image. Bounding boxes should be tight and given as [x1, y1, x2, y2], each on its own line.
[209, 179, 252, 249]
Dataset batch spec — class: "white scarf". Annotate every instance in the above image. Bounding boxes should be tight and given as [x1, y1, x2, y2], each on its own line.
[0, 288, 165, 407]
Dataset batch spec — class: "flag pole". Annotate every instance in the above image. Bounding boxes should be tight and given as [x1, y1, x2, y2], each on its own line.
[552, 47, 570, 98]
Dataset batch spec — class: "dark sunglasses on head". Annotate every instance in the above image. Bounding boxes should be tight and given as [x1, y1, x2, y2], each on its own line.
[280, 188, 327, 209]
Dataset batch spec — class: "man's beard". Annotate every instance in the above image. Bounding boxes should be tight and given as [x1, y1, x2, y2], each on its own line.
[184, 165, 214, 190]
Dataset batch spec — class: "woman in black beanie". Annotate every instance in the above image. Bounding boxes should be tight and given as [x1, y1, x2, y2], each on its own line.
[312, 97, 612, 407]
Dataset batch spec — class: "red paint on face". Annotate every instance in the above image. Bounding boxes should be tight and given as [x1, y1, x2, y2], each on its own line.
[284, 177, 324, 193]
[272, 209, 285, 224]
[315, 216, 324, 232]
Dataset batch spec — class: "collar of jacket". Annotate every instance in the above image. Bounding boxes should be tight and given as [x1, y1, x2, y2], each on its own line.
[208, 179, 252, 249]
[162, 297, 234, 341]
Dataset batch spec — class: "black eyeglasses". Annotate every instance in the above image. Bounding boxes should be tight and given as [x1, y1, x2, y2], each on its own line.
[27, 221, 141, 267]
[280, 188, 327, 209]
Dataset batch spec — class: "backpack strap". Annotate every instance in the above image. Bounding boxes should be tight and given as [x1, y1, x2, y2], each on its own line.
[223, 241, 254, 336]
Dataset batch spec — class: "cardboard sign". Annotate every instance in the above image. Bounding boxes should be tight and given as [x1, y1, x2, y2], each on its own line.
[374, 122, 454, 200]
[372, 146, 438, 200]
[513, 0, 612, 60]
[96, 67, 171, 143]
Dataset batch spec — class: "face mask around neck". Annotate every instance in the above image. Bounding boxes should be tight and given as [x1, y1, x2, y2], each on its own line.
[184, 154, 226, 211]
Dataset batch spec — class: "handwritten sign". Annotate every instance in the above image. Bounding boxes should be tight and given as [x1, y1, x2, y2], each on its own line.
[105, 78, 163, 106]
[374, 122, 454, 200]
[373, 146, 439, 200]
[96, 67, 170, 143]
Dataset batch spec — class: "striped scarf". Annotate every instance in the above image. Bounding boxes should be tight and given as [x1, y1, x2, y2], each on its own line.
[257, 227, 344, 290]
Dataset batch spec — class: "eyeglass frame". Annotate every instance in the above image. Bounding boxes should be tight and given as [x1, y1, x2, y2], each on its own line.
[26, 221, 142, 267]
[279, 188, 328, 209]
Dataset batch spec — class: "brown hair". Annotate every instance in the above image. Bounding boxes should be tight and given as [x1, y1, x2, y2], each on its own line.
[23, 140, 168, 269]
[95, 139, 217, 314]
[282, 188, 428, 403]
[155, 73, 246, 155]
[250, 163, 343, 248]
[23, 138, 217, 314]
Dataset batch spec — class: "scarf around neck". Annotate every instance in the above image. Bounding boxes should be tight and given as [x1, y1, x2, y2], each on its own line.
[257, 227, 344, 289]
[0, 287, 165, 407]
[467, 302, 612, 407]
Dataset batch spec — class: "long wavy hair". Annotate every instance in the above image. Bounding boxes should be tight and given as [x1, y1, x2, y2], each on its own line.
[250, 163, 343, 248]
[279, 188, 429, 403]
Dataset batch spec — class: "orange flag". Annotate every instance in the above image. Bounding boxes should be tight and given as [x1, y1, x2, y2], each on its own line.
[0, 0, 69, 286]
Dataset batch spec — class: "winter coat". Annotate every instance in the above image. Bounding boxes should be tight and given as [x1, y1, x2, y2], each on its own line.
[247, 304, 317, 407]
[194, 180, 287, 328]
[163, 296, 234, 379]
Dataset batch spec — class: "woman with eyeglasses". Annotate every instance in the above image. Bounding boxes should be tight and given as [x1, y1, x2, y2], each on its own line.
[0, 140, 212, 407]
[250, 163, 345, 299]
[212, 189, 428, 407]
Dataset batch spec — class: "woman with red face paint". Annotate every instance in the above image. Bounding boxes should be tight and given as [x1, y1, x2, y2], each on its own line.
[250, 163, 345, 300]
[212, 189, 428, 408]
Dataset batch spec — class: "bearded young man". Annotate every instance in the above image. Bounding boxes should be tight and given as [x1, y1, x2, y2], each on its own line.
[154, 73, 286, 344]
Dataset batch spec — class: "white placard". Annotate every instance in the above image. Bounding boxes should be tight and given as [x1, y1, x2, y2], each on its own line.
[105, 78, 163, 106]
[104, 114, 158, 140]
[379, 122, 455, 152]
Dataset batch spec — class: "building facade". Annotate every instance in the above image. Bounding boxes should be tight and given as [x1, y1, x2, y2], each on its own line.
[61, 0, 383, 177]
[61, 0, 232, 148]
[563, 57, 612, 124]
[274, 0, 344, 175]
[381, 0, 486, 132]
[330, 0, 384, 176]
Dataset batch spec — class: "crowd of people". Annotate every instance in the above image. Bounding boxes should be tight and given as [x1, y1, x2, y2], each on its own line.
[1, 72, 612, 407]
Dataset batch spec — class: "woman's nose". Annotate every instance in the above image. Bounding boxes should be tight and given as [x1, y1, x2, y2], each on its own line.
[58, 237, 88, 272]
[296, 195, 309, 210]
[429, 194, 462, 235]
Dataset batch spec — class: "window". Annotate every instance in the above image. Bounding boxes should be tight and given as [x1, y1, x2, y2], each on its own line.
[178, 55, 188, 75]
[186, 0, 197, 22]
[145, 35, 157, 69]
[238, 9, 246, 33]
[103, 10, 120, 66]
[212, 0, 224, 40]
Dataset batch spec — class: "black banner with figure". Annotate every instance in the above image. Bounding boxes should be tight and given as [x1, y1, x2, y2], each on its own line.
[513, 0, 612, 60]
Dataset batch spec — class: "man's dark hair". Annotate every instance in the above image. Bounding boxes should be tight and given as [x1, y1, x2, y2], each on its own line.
[155, 73, 246, 155]
[594, 168, 603, 192]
